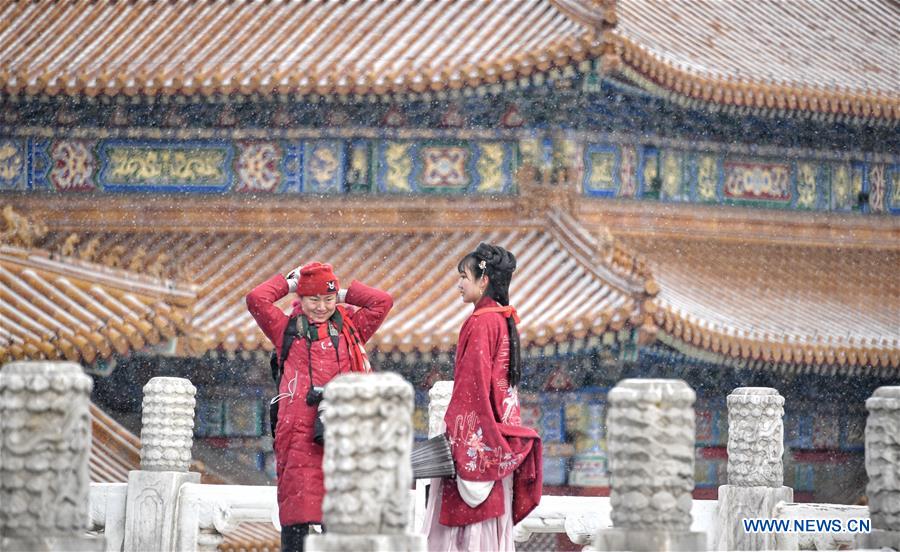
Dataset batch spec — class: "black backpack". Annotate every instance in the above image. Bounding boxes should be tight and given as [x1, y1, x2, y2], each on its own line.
[268, 311, 345, 438]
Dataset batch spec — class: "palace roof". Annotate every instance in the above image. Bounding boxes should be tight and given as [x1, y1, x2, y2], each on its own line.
[4, 194, 898, 374]
[626, 236, 899, 373]
[612, 0, 899, 120]
[578, 200, 900, 374]
[0, 0, 895, 120]
[25, 197, 650, 358]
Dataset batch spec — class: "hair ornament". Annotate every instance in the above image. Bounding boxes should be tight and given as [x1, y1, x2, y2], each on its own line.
[478, 260, 487, 271]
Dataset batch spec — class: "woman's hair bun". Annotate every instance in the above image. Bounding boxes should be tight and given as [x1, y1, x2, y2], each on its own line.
[475, 243, 516, 274]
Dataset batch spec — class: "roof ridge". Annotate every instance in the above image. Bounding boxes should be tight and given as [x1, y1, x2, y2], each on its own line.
[544, 207, 656, 297]
[547, 0, 618, 31]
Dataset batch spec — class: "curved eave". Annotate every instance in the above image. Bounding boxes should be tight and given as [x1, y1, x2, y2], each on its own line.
[614, 35, 900, 122]
[612, 231, 900, 373]
[652, 301, 900, 372]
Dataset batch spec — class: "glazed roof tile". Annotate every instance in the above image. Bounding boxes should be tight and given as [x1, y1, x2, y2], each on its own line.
[40, 224, 639, 355]
[615, 0, 898, 96]
[619, 235, 900, 371]
[0, 0, 894, 118]
[613, 0, 900, 119]
[8, 192, 899, 372]
[0, 0, 591, 96]
[0, 246, 194, 365]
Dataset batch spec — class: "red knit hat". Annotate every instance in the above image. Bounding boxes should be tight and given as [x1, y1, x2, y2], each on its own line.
[296, 262, 340, 296]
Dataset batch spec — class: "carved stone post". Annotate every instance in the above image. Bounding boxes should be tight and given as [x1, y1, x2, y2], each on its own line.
[864, 386, 900, 550]
[140, 376, 197, 472]
[0, 361, 103, 551]
[306, 372, 425, 551]
[427, 381, 453, 438]
[413, 381, 453, 531]
[124, 377, 201, 552]
[715, 387, 793, 551]
[592, 378, 705, 552]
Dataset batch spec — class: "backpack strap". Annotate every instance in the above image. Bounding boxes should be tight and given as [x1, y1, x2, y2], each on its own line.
[272, 314, 299, 386]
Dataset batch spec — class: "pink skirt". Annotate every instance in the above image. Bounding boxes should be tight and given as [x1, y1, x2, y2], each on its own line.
[422, 475, 515, 552]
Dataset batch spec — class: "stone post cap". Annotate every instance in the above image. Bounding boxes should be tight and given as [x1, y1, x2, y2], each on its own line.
[866, 386, 900, 409]
[143, 376, 197, 396]
[325, 372, 413, 401]
[730, 387, 780, 396]
[0, 361, 92, 390]
[428, 381, 453, 400]
[727, 387, 785, 406]
[608, 378, 696, 406]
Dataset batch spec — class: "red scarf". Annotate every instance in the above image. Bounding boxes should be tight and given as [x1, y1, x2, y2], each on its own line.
[289, 303, 371, 373]
[472, 305, 520, 324]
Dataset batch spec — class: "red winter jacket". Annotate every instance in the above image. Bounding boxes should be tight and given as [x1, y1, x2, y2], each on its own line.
[246, 275, 393, 526]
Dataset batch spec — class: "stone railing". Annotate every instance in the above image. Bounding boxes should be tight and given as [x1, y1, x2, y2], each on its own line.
[0, 361, 103, 551]
[4, 362, 899, 551]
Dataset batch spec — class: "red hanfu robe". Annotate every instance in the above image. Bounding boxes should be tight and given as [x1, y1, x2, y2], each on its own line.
[440, 296, 543, 527]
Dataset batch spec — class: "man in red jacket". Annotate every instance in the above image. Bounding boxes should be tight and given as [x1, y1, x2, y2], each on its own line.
[246, 262, 393, 552]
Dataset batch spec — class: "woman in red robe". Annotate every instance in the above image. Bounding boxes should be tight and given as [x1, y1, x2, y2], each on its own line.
[423, 243, 542, 551]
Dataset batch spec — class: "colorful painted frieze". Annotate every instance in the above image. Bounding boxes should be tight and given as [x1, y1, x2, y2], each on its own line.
[811, 413, 841, 450]
[828, 163, 866, 211]
[785, 411, 814, 449]
[569, 452, 609, 487]
[617, 145, 638, 198]
[659, 149, 689, 201]
[51, 140, 96, 191]
[235, 142, 283, 193]
[868, 164, 887, 213]
[840, 415, 866, 451]
[694, 456, 722, 488]
[695, 153, 719, 203]
[542, 456, 569, 486]
[223, 399, 265, 437]
[195, 399, 225, 437]
[638, 146, 660, 199]
[795, 161, 818, 209]
[0, 130, 893, 215]
[792, 464, 816, 492]
[99, 140, 232, 192]
[376, 140, 515, 194]
[723, 159, 792, 206]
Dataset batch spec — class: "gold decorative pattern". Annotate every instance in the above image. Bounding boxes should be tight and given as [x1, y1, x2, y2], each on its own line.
[477, 143, 505, 193]
[106, 147, 226, 185]
[697, 155, 718, 201]
[796, 162, 817, 209]
[384, 142, 412, 192]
